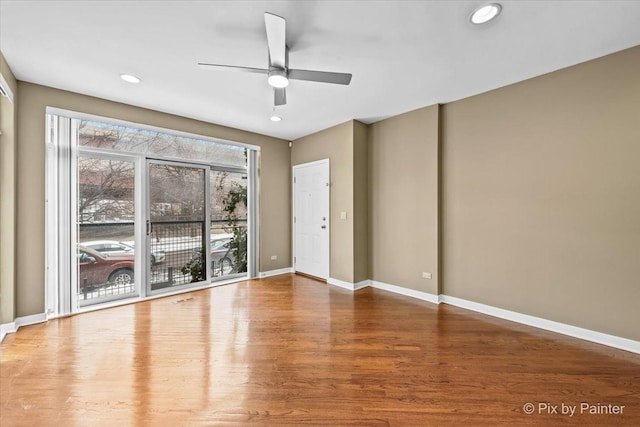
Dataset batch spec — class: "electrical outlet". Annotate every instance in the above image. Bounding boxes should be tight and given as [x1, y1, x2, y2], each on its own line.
[271, 255, 278, 260]
[422, 272, 432, 279]
[340, 211, 347, 220]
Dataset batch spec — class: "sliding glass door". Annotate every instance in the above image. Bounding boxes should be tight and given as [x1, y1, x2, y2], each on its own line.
[147, 160, 208, 294]
[47, 111, 257, 316]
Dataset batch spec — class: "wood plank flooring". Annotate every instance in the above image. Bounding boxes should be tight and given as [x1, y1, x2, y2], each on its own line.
[1, 273, 639, 426]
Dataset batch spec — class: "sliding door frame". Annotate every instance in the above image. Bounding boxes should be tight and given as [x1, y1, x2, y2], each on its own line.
[45, 108, 260, 318]
[145, 158, 212, 297]
[76, 150, 142, 308]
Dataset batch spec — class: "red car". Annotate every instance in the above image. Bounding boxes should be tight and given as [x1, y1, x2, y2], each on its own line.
[78, 245, 134, 290]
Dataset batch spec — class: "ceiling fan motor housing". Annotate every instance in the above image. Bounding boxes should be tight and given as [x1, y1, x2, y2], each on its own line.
[268, 68, 289, 88]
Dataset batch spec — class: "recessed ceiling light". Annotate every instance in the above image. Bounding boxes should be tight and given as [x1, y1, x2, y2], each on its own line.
[270, 115, 282, 122]
[120, 74, 141, 84]
[470, 3, 502, 25]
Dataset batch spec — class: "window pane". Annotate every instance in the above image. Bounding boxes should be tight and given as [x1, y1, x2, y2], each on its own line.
[210, 170, 247, 277]
[78, 120, 247, 168]
[149, 164, 205, 222]
[148, 162, 207, 291]
[78, 156, 137, 303]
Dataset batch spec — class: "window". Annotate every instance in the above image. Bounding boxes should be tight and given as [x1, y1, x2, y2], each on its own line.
[46, 109, 259, 316]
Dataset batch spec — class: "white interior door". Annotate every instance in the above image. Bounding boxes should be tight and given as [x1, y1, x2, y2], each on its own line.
[293, 159, 330, 279]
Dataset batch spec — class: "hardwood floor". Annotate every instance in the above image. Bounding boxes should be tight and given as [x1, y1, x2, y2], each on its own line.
[1, 274, 639, 426]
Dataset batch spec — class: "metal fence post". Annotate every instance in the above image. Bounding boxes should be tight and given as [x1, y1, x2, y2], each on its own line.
[168, 267, 174, 285]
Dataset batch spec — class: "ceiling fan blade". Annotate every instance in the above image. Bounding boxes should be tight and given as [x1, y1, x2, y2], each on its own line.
[197, 63, 268, 75]
[288, 69, 352, 85]
[274, 88, 287, 106]
[264, 13, 287, 68]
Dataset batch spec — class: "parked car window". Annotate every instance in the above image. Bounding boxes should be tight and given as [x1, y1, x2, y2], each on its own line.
[78, 250, 96, 264]
[211, 239, 230, 250]
[105, 243, 128, 251]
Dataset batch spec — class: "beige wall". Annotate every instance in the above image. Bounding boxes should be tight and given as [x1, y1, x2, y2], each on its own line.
[441, 46, 640, 340]
[0, 51, 18, 323]
[353, 121, 369, 283]
[258, 144, 293, 274]
[368, 105, 440, 295]
[292, 121, 355, 282]
[16, 82, 291, 317]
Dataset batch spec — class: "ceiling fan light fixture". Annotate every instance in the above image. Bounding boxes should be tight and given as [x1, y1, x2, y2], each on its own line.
[198, 12, 352, 107]
[268, 69, 289, 88]
[470, 3, 502, 24]
[120, 73, 141, 84]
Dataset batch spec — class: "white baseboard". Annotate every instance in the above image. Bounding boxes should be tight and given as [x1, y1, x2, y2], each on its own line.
[327, 277, 356, 290]
[3, 285, 637, 355]
[370, 280, 440, 304]
[15, 312, 48, 327]
[259, 267, 294, 279]
[439, 295, 640, 355]
[327, 277, 371, 291]
[0, 312, 48, 343]
[328, 276, 639, 354]
[0, 322, 17, 342]
[354, 280, 371, 290]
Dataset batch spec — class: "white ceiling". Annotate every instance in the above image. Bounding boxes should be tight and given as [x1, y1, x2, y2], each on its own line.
[2, 1, 640, 140]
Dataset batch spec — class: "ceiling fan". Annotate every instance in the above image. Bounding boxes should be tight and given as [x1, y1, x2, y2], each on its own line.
[198, 12, 352, 106]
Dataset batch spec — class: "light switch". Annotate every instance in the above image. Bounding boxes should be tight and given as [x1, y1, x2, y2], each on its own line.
[340, 211, 347, 220]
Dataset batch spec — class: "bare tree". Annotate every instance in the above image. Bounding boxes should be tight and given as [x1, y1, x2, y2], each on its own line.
[78, 157, 134, 222]
[77, 119, 247, 226]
